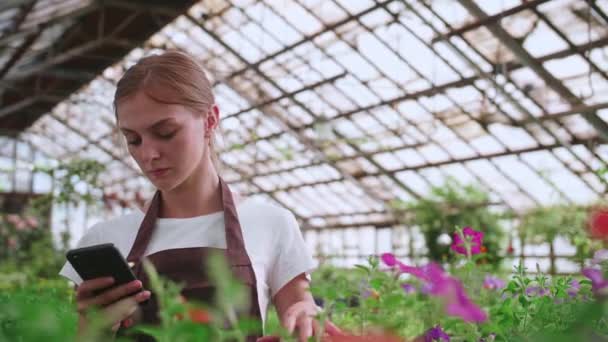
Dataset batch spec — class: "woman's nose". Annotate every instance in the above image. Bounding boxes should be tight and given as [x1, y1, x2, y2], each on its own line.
[138, 140, 161, 163]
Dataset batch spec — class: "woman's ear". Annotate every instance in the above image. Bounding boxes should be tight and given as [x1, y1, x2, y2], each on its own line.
[205, 105, 220, 138]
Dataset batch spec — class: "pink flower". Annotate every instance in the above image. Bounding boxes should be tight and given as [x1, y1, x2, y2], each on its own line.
[381, 253, 398, 267]
[422, 263, 487, 322]
[7, 237, 17, 249]
[381, 253, 487, 323]
[381, 253, 429, 280]
[24, 216, 38, 229]
[6, 214, 20, 226]
[451, 227, 484, 255]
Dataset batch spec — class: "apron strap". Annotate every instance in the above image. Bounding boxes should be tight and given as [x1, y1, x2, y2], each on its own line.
[127, 191, 161, 263]
[220, 177, 252, 267]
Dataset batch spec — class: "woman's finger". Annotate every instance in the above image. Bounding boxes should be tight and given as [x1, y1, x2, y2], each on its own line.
[77, 281, 144, 313]
[84, 280, 143, 308]
[76, 277, 114, 300]
[101, 292, 147, 325]
[297, 315, 313, 342]
[110, 321, 121, 332]
[324, 320, 343, 336]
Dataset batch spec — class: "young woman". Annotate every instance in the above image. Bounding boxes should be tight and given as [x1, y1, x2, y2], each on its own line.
[59, 50, 332, 341]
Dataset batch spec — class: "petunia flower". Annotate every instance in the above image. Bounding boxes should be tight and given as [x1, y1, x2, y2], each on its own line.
[483, 275, 506, 291]
[424, 325, 450, 342]
[380, 253, 487, 322]
[451, 227, 484, 255]
[567, 279, 580, 298]
[381, 253, 398, 267]
[591, 249, 608, 266]
[401, 283, 416, 294]
[415, 263, 486, 322]
[525, 286, 550, 297]
[582, 268, 608, 296]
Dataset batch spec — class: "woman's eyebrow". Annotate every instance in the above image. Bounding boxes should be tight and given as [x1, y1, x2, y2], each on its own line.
[120, 118, 177, 133]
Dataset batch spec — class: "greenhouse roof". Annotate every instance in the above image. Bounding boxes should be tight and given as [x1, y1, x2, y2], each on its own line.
[1, 0, 608, 231]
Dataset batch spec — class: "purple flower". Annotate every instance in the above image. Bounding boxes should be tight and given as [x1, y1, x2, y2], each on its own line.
[526, 286, 550, 297]
[582, 268, 608, 295]
[424, 325, 450, 342]
[483, 275, 506, 291]
[591, 249, 608, 266]
[401, 283, 416, 294]
[451, 227, 484, 255]
[567, 279, 580, 297]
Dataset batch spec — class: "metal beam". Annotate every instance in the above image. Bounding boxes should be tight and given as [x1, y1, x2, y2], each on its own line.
[0, 96, 40, 118]
[0, 29, 41, 79]
[0, 0, 34, 12]
[226, 71, 347, 120]
[2, 36, 134, 82]
[242, 136, 600, 192]
[102, 0, 186, 17]
[431, 0, 551, 43]
[410, 0, 607, 197]
[4, 39, 109, 81]
[367, 138, 600, 175]
[223, 34, 608, 148]
[458, 0, 608, 141]
[48, 113, 142, 176]
[0, 3, 99, 47]
[185, 13, 401, 212]
[218, 0, 396, 82]
[519, 101, 608, 124]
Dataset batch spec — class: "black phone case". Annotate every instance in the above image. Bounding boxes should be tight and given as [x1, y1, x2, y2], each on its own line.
[66, 243, 142, 297]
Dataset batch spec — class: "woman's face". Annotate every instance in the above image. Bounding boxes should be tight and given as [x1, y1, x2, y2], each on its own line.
[116, 91, 213, 191]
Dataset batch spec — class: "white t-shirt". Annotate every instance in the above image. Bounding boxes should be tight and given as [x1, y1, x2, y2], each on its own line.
[58, 198, 316, 324]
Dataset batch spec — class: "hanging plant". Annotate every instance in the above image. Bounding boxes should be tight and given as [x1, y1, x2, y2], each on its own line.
[390, 178, 505, 267]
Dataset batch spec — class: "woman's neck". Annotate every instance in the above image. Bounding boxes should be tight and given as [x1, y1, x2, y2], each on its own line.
[159, 160, 223, 218]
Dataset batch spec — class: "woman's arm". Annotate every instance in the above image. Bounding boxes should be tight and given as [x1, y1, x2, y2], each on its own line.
[273, 273, 319, 341]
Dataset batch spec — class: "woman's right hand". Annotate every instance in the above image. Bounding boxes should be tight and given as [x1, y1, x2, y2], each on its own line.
[75, 277, 151, 334]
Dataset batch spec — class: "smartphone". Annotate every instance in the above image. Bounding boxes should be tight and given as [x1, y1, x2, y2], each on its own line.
[66, 243, 143, 298]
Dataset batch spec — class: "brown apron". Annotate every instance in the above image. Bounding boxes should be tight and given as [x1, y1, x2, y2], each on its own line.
[116, 178, 262, 341]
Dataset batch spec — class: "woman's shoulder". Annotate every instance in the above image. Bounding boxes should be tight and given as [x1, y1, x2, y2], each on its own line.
[87, 211, 143, 235]
[239, 198, 295, 221]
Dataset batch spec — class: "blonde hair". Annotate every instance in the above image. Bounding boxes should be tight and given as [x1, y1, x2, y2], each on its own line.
[113, 50, 220, 169]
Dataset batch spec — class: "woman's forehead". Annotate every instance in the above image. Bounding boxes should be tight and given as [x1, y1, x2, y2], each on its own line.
[117, 92, 192, 130]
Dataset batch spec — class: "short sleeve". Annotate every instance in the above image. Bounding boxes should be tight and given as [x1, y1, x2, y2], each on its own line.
[268, 209, 316, 297]
[58, 224, 103, 285]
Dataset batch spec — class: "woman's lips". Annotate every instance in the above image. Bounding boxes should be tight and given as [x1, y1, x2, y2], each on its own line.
[149, 168, 170, 178]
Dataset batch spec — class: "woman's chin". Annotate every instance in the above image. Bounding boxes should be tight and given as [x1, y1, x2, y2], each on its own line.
[150, 178, 177, 192]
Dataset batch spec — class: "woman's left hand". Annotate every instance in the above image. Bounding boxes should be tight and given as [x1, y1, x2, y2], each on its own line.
[281, 301, 342, 342]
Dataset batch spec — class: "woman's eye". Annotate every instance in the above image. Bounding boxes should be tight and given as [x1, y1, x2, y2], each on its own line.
[157, 131, 177, 139]
[127, 138, 141, 146]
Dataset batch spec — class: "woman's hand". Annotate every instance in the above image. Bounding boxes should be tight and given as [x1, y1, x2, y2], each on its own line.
[274, 274, 343, 342]
[281, 300, 318, 341]
[281, 300, 342, 341]
[75, 277, 151, 334]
